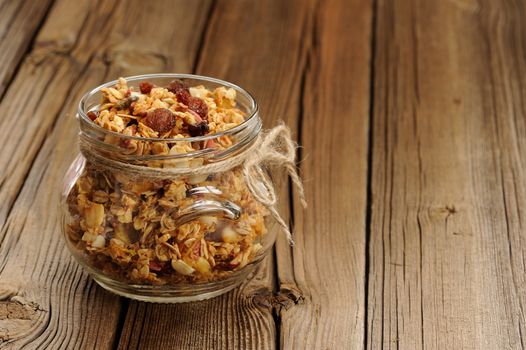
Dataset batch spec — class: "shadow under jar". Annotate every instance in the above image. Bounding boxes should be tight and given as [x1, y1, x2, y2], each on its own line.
[60, 74, 277, 303]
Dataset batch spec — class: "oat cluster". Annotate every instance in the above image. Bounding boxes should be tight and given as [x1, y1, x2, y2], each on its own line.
[66, 78, 268, 285]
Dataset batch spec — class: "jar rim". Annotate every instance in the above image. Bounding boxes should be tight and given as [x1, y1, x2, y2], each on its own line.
[77, 73, 260, 142]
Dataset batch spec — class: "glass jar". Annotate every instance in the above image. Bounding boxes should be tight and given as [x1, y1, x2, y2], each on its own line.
[60, 74, 278, 303]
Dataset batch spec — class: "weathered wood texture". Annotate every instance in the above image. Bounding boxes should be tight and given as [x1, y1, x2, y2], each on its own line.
[277, 0, 372, 349]
[117, 0, 317, 348]
[367, 0, 526, 349]
[0, 0, 210, 348]
[0, 0, 54, 97]
[1, 0, 526, 348]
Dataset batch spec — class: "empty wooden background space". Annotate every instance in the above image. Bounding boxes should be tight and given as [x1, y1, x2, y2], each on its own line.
[0, 0, 525, 349]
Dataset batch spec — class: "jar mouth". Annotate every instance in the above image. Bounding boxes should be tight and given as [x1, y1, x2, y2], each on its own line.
[78, 73, 259, 143]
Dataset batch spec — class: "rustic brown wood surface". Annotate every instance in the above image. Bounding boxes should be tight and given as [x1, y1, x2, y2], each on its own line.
[0, 0, 525, 349]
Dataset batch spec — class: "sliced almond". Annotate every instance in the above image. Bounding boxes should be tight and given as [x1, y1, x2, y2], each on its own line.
[85, 202, 104, 228]
[171, 259, 195, 276]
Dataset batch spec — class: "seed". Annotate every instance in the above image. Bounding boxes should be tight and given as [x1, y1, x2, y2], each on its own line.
[143, 108, 176, 133]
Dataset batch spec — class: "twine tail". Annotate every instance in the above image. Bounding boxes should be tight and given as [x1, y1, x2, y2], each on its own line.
[269, 206, 294, 246]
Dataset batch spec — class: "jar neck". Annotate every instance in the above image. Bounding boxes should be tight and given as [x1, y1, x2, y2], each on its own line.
[78, 114, 262, 167]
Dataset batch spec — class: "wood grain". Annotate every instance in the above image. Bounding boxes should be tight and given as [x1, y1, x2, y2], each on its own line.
[276, 0, 372, 348]
[367, 0, 526, 348]
[116, 0, 316, 349]
[2, 0, 526, 348]
[0, 0, 54, 98]
[0, 0, 211, 348]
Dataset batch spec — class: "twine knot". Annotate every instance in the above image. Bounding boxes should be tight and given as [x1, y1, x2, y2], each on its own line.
[242, 124, 307, 244]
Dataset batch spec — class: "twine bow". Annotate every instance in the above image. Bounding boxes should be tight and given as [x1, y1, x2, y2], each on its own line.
[80, 124, 306, 244]
[242, 124, 307, 244]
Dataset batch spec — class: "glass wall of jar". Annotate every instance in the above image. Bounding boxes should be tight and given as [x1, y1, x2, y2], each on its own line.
[61, 74, 277, 302]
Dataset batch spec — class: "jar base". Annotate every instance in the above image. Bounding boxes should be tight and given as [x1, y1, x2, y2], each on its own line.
[91, 266, 255, 303]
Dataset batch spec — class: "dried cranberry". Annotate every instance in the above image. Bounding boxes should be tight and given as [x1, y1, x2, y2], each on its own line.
[187, 97, 208, 120]
[87, 111, 99, 121]
[139, 82, 154, 94]
[149, 261, 165, 272]
[188, 121, 209, 137]
[143, 108, 176, 133]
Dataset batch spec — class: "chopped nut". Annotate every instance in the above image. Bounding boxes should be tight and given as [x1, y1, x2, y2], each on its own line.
[171, 259, 195, 275]
[84, 202, 104, 228]
[92, 235, 106, 248]
[221, 225, 238, 243]
[195, 257, 210, 274]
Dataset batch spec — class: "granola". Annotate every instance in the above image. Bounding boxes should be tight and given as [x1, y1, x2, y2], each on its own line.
[66, 78, 269, 285]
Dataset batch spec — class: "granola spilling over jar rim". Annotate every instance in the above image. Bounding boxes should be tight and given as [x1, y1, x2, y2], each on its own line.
[64, 75, 272, 286]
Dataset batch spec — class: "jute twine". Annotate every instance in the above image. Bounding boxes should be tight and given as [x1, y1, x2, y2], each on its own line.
[80, 124, 306, 244]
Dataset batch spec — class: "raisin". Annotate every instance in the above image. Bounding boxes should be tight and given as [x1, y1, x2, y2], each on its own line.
[167, 79, 188, 94]
[188, 97, 208, 120]
[87, 111, 99, 121]
[167, 79, 192, 105]
[188, 121, 209, 137]
[139, 81, 154, 94]
[143, 108, 176, 133]
[175, 89, 191, 105]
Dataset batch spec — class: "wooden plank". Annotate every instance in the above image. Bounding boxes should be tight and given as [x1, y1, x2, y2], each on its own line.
[0, 0, 211, 348]
[0, 0, 54, 98]
[367, 0, 526, 348]
[276, 0, 372, 348]
[116, 0, 315, 349]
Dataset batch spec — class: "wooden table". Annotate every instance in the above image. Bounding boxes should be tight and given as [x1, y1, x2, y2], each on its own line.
[1, 0, 525, 348]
